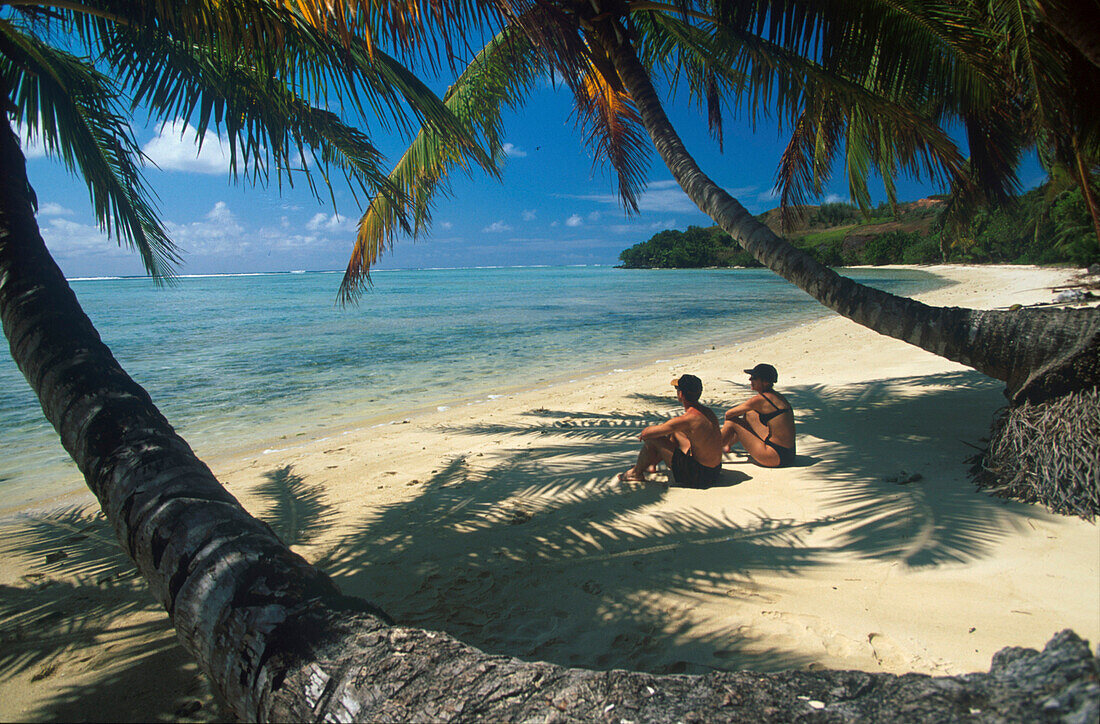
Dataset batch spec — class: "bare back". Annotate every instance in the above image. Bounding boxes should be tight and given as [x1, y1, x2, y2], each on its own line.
[677, 404, 724, 466]
[756, 390, 795, 448]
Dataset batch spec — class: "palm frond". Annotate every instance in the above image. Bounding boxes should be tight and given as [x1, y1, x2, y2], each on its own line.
[338, 23, 545, 303]
[636, 9, 971, 215]
[103, 25, 406, 210]
[0, 20, 178, 278]
[569, 54, 651, 213]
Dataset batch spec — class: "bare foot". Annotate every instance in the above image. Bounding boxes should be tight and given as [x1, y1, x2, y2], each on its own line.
[618, 469, 646, 482]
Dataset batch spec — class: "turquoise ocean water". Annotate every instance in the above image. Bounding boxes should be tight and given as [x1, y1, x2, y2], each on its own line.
[1, 266, 942, 510]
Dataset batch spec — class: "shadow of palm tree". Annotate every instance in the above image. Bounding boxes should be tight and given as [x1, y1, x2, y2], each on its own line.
[0, 370, 1060, 715]
[311, 407, 827, 675]
[777, 371, 1050, 567]
[254, 465, 335, 547]
[0, 507, 225, 722]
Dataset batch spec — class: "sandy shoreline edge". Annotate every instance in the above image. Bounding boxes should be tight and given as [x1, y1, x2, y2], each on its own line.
[1, 263, 1096, 721]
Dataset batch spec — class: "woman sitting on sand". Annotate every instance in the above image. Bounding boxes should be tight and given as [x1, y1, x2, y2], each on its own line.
[722, 363, 796, 468]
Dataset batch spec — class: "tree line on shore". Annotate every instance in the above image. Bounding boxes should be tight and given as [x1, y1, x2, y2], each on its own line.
[619, 185, 1100, 269]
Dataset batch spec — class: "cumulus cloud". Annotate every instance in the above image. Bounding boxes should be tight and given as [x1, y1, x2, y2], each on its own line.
[522, 209, 537, 222]
[502, 143, 527, 158]
[143, 120, 233, 174]
[14, 122, 49, 159]
[823, 193, 848, 204]
[38, 218, 120, 258]
[565, 214, 583, 227]
[36, 202, 73, 217]
[483, 220, 513, 233]
[440, 221, 453, 230]
[306, 211, 356, 232]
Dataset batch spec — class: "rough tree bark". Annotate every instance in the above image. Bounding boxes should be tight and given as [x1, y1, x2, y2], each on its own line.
[3, 107, 1097, 720]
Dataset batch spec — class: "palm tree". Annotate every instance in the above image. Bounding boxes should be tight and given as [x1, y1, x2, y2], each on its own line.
[0, 0, 495, 716]
[345, 0, 1100, 513]
[2, 1, 1096, 717]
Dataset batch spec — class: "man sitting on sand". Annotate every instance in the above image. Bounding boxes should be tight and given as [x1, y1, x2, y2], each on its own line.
[618, 374, 724, 487]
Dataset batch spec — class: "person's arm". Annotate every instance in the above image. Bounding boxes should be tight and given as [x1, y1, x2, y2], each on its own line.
[724, 396, 759, 421]
[639, 415, 687, 440]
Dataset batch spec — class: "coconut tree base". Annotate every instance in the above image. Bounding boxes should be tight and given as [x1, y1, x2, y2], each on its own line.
[972, 387, 1100, 519]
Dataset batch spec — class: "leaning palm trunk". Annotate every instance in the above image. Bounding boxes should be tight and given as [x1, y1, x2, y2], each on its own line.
[5, 112, 1099, 718]
[597, 28, 1099, 514]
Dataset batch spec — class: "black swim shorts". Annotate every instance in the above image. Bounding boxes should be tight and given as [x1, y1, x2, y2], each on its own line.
[670, 449, 722, 488]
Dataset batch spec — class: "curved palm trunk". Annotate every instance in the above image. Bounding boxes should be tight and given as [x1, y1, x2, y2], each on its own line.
[597, 29, 1099, 405]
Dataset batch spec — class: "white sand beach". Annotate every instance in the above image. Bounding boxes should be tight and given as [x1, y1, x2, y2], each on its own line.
[1, 264, 1096, 721]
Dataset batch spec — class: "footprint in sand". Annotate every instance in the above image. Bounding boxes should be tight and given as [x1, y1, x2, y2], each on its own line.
[866, 632, 911, 669]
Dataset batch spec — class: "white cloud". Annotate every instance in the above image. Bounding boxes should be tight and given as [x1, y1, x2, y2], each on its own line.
[36, 202, 73, 217]
[502, 143, 527, 158]
[565, 214, 583, 227]
[306, 211, 356, 232]
[483, 220, 513, 233]
[562, 179, 759, 213]
[143, 120, 233, 174]
[608, 218, 677, 234]
[823, 193, 848, 204]
[522, 209, 537, 222]
[756, 188, 781, 204]
[39, 218, 119, 258]
[15, 122, 49, 159]
[163, 202, 247, 254]
[440, 221, 453, 230]
[587, 211, 601, 222]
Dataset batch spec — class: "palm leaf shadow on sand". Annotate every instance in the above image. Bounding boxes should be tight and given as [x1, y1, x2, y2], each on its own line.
[0, 371, 1059, 716]
[0, 507, 221, 722]
[772, 370, 1052, 567]
[255, 465, 336, 547]
[312, 408, 828, 675]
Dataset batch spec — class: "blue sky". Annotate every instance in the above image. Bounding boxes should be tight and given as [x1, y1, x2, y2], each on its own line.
[23, 69, 1046, 279]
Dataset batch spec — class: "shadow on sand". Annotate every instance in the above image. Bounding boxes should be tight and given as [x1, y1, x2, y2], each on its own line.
[0, 370, 1058, 718]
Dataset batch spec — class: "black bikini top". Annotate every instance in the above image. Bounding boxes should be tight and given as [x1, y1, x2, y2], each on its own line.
[759, 392, 792, 424]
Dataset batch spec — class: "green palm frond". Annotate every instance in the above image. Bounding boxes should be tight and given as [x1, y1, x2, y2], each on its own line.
[636, 8, 972, 215]
[101, 8, 493, 188]
[338, 23, 544, 303]
[0, 20, 179, 278]
[569, 52, 652, 213]
[103, 25, 401, 208]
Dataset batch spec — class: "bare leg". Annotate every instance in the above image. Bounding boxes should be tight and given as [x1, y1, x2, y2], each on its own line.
[620, 436, 678, 481]
[722, 413, 781, 468]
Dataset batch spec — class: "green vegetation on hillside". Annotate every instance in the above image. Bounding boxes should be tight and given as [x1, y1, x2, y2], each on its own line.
[619, 187, 1100, 269]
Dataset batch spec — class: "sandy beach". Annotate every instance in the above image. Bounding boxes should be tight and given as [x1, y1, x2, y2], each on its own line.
[1, 264, 1096, 721]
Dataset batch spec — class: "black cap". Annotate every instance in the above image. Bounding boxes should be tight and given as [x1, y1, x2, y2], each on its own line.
[671, 374, 703, 402]
[743, 363, 778, 384]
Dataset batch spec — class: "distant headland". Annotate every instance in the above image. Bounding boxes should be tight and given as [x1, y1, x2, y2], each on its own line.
[619, 186, 1098, 269]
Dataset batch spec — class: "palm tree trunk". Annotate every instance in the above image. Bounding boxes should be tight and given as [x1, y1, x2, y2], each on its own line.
[596, 28, 1099, 406]
[0, 109, 364, 719]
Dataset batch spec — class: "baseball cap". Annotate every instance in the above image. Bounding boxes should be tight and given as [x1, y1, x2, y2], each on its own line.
[671, 374, 703, 401]
[743, 363, 778, 383]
